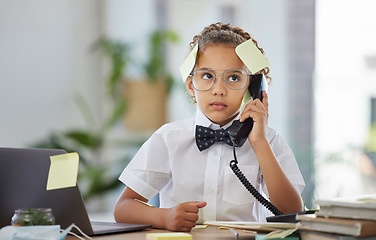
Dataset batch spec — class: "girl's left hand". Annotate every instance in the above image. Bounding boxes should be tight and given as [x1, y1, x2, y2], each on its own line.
[239, 90, 269, 144]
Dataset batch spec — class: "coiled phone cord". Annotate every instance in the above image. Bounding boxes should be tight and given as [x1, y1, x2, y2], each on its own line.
[229, 141, 283, 216]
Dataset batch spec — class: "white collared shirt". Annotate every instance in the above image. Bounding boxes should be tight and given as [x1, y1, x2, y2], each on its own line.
[118, 108, 305, 222]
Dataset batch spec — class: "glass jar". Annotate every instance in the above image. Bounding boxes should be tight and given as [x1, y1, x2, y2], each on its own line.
[11, 208, 55, 226]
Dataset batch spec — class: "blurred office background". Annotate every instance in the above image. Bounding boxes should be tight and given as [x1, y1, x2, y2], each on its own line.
[1, 0, 375, 220]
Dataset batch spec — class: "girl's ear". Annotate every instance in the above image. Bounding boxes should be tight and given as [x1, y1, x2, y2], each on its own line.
[185, 77, 195, 94]
[185, 77, 197, 103]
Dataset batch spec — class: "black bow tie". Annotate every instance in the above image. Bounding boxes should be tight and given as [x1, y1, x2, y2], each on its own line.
[195, 125, 233, 151]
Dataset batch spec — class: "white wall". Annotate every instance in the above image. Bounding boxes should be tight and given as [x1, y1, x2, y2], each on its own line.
[102, 0, 156, 78]
[0, 0, 103, 147]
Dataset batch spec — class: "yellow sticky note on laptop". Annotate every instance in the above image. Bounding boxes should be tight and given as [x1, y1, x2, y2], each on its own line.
[46, 152, 79, 190]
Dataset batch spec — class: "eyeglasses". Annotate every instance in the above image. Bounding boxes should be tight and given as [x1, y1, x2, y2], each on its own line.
[189, 68, 250, 91]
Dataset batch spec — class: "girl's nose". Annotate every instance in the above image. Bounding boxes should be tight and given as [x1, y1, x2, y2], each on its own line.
[211, 75, 227, 95]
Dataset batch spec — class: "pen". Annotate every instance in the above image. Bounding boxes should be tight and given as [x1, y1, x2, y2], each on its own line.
[134, 198, 156, 207]
[228, 228, 239, 238]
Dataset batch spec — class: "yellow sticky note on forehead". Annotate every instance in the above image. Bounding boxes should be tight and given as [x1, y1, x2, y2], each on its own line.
[235, 39, 269, 74]
[179, 44, 198, 82]
[46, 152, 79, 190]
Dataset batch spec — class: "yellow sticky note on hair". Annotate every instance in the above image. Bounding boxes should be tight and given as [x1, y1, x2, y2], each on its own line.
[46, 152, 79, 190]
[235, 39, 269, 74]
[146, 232, 192, 240]
[179, 44, 198, 82]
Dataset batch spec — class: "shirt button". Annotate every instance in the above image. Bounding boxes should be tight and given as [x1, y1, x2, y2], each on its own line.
[213, 150, 218, 155]
[209, 187, 214, 193]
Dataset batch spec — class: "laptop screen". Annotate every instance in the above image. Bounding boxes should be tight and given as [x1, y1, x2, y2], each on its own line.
[0, 148, 93, 233]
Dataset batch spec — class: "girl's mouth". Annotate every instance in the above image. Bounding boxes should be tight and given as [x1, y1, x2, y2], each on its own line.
[210, 101, 227, 110]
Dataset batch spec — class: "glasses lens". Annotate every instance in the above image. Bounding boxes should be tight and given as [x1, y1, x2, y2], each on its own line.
[224, 69, 248, 90]
[191, 68, 249, 91]
[192, 70, 215, 91]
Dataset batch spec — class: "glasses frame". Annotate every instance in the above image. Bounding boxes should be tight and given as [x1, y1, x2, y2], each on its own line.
[189, 68, 252, 91]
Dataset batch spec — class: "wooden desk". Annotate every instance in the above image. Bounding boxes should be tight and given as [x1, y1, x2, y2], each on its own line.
[66, 226, 256, 240]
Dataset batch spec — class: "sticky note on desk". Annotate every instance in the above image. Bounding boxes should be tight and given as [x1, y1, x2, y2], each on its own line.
[46, 152, 79, 190]
[146, 232, 192, 240]
[256, 232, 299, 240]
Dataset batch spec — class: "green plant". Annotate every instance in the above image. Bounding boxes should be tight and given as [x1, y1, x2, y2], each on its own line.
[144, 30, 179, 94]
[366, 122, 376, 152]
[100, 38, 130, 101]
[12, 208, 55, 226]
[363, 122, 376, 169]
[32, 38, 143, 201]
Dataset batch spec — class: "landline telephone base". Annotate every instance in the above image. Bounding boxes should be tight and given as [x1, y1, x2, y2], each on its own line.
[266, 210, 317, 223]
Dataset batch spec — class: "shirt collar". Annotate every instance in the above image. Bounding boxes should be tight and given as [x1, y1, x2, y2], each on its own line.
[194, 108, 240, 132]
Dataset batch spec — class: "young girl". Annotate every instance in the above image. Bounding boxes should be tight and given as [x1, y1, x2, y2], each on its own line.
[114, 22, 305, 232]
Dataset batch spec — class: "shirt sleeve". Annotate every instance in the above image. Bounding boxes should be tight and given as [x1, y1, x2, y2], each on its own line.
[262, 130, 306, 195]
[118, 127, 172, 200]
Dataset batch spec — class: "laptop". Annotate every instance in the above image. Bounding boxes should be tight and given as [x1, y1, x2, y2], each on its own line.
[0, 147, 151, 235]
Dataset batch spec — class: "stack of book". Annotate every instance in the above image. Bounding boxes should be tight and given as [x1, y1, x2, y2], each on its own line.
[297, 195, 376, 240]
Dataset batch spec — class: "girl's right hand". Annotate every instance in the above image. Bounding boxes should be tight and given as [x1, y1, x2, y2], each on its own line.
[164, 201, 207, 232]
[240, 90, 269, 145]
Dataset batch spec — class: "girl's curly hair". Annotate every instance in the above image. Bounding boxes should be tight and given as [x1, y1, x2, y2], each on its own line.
[189, 22, 271, 82]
